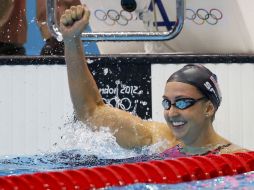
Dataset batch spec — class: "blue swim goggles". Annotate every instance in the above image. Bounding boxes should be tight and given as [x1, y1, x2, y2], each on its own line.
[162, 97, 206, 110]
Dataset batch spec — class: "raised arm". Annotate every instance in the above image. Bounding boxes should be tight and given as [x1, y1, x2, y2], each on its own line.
[60, 5, 102, 120]
[59, 5, 177, 149]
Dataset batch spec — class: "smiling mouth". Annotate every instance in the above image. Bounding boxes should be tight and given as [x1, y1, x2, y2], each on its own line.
[171, 121, 186, 128]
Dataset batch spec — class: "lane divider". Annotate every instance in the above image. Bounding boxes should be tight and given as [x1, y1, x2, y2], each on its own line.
[0, 152, 253, 189]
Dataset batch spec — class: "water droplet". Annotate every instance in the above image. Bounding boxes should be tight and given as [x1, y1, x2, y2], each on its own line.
[87, 59, 94, 64]
[103, 68, 109, 75]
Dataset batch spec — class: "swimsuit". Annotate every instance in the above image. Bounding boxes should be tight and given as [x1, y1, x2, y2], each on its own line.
[159, 143, 232, 158]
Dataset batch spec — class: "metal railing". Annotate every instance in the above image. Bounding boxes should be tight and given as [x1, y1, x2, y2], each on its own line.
[46, 0, 185, 41]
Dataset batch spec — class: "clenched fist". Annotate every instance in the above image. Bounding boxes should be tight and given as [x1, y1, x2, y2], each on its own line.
[60, 4, 90, 41]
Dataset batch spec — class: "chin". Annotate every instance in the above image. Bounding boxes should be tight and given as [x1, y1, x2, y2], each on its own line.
[171, 126, 189, 141]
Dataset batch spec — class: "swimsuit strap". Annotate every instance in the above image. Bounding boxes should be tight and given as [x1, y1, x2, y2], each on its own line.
[161, 143, 232, 158]
[200, 143, 232, 155]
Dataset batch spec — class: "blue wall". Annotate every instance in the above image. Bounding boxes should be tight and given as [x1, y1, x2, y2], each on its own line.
[24, 0, 99, 55]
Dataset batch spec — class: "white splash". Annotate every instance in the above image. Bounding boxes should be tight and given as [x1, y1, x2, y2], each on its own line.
[55, 119, 167, 159]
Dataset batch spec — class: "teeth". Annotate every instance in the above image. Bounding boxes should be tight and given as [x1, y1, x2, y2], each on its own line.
[172, 121, 185, 126]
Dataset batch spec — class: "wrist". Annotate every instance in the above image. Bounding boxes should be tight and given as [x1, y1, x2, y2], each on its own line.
[64, 37, 83, 51]
[63, 36, 81, 45]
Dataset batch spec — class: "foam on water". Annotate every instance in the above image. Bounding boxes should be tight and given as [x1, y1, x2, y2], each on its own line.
[56, 119, 168, 159]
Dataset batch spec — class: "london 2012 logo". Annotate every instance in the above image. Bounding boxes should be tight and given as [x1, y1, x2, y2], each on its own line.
[99, 80, 146, 113]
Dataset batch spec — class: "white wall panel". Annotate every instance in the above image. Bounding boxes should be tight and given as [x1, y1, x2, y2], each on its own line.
[152, 63, 254, 150]
[0, 65, 73, 156]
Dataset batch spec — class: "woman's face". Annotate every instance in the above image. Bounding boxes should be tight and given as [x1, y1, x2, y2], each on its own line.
[163, 81, 208, 145]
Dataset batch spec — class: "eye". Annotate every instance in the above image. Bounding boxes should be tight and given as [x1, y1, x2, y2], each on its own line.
[175, 100, 188, 109]
[175, 99, 193, 109]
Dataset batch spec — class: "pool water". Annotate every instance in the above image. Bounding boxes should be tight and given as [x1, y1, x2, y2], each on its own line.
[0, 149, 169, 176]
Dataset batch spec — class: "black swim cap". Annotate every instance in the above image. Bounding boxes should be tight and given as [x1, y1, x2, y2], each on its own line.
[167, 64, 222, 110]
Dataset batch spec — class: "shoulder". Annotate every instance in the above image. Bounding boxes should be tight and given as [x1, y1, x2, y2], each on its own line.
[143, 120, 178, 151]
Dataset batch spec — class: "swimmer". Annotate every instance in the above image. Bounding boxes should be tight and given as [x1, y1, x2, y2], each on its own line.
[59, 4, 248, 155]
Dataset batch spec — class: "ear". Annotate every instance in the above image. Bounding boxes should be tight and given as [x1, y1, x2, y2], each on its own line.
[204, 101, 215, 118]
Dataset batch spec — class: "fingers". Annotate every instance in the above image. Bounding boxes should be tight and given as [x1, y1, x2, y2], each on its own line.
[60, 9, 73, 26]
[82, 5, 90, 23]
[64, 9, 74, 25]
[60, 14, 68, 26]
[76, 5, 84, 20]
[60, 5, 87, 27]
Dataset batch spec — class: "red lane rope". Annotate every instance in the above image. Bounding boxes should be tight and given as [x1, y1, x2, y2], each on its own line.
[0, 152, 253, 189]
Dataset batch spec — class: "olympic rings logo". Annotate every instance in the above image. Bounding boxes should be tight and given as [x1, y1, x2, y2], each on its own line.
[94, 9, 134, 26]
[186, 8, 223, 25]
